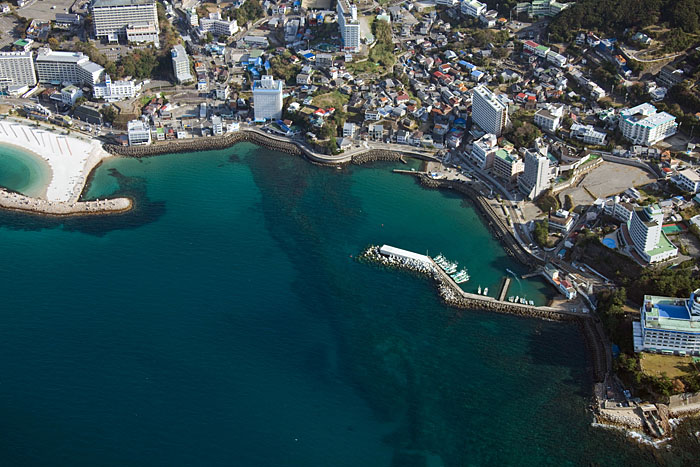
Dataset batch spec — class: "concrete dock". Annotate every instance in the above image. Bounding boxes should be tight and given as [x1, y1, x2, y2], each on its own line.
[498, 277, 511, 302]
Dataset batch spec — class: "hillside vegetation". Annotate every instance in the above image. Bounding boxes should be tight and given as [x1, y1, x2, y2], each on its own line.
[549, 0, 700, 42]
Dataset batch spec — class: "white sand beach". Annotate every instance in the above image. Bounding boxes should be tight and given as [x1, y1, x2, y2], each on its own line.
[0, 119, 111, 203]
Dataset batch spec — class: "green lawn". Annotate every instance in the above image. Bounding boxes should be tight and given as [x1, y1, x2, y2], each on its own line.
[311, 90, 349, 109]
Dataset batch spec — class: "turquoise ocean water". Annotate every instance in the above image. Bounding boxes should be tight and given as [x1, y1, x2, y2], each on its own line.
[0, 145, 51, 198]
[0, 143, 695, 466]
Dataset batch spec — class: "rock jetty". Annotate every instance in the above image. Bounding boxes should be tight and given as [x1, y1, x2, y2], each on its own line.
[0, 188, 131, 216]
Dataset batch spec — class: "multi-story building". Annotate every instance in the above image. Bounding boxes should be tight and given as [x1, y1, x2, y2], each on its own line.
[492, 149, 524, 183]
[619, 102, 677, 146]
[199, 12, 238, 36]
[534, 104, 564, 132]
[471, 85, 509, 137]
[570, 123, 607, 145]
[548, 209, 575, 233]
[253, 75, 283, 121]
[211, 115, 223, 135]
[91, 0, 159, 46]
[518, 147, 550, 200]
[603, 196, 634, 223]
[343, 122, 356, 138]
[634, 291, 700, 355]
[171, 44, 193, 83]
[461, 0, 486, 18]
[34, 48, 104, 87]
[470, 133, 498, 169]
[92, 75, 137, 101]
[515, 0, 572, 17]
[0, 51, 37, 88]
[673, 169, 700, 194]
[626, 204, 678, 263]
[337, 0, 361, 53]
[127, 119, 151, 145]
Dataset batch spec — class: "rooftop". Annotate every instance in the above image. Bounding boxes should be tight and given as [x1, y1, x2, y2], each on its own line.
[643, 294, 700, 332]
[92, 0, 156, 7]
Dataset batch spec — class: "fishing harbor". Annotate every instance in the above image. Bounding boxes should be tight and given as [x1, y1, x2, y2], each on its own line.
[360, 244, 590, 321]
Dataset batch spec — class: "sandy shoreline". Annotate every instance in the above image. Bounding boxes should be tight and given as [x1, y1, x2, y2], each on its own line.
[0, 119, 125, 215]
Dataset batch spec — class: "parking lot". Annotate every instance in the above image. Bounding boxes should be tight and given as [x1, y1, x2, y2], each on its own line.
[18, 0, 78, 22]
[0, 15, 20, 50]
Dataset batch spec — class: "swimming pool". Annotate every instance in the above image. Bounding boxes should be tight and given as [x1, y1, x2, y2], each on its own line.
[602, 237, 617, 249]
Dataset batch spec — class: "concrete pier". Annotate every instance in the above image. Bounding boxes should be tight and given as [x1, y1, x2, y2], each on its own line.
[498, 277, 511, 302]
[0, 188, 131, 215]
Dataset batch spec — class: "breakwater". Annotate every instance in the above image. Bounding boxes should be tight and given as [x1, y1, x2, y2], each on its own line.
[0, 187, 131, 216]
[351, 149, 403, 165]
[360, 245, 583, 322]
[417, 175, 540, 266]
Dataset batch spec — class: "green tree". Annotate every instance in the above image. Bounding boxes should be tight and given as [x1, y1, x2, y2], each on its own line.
[533, 220, 550, 247]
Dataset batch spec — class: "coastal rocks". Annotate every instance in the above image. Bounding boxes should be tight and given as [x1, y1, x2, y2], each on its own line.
[0, 187, 131, 216]
[351, 150, 403, 165]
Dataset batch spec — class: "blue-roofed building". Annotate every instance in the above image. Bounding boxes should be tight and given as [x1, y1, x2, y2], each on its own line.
[634, 290, 700, 355]
[471, 70, 484, 81]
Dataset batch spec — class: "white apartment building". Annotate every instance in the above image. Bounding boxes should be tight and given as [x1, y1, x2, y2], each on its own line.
[186, 8, 199, 27]
[127, 119, 151, 145]
[171, 44, 193, 83]
[91, 0, 159, 45]
[570, 123, 606, 145]
[634, 291, 700, 355]
[0, 51, 37, 88]
[343, 122, 356, 138]
[35, 48, 104, 87]
[337, 0, 361, 53]
[471, 133, 498, 169]
[471, 85, 509, 137]
[92, 74, 137, 101]
[435, 0, 457, 5]
[461, 0, 486, 17]
[199, 12, 238, 36]
[518, 147, 550, 200]
[516, 0, 571, 17]
[253, 75, 283, 121]
[534, 104, 564, 132]
[211, 115, 223, 135]
[626, 204, 677, 263]
[619, 102, 677, 146]
[673, 169, 700, 194]
[603, 196, 633, 223]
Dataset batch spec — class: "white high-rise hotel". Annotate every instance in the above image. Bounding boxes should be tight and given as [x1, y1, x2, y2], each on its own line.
[253, 75, 283, 121]
[91, 0, 160, 46]
[337, 0, 361, 53]
[471, 85, 510, 137]
[0, 51, 37, 87]
[171, 44, 193, 83]
[35, 47, 104, 87]
[518, 146, 550, 200]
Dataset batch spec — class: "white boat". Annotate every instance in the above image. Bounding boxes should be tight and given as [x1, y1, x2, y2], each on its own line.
[443, 262, 458, 274]
[478, 286, 482, 294]
[508, 296, 514, 302]
[483, 287, 488, 295]
[514, 295, 519, 302]
[451, 270, 470, 283]
[529, 300, 534, 306]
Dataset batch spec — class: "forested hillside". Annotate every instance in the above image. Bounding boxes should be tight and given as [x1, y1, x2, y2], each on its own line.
[549, 0, 700, 42]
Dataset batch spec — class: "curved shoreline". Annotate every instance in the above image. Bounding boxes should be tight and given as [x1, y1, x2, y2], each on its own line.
[0, 142, 53, 199]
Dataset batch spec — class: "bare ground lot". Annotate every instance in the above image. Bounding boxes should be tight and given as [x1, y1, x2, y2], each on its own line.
[560, 162, 656, 206]
[18, 0, 76, 22]
[640, 353, 696, 379]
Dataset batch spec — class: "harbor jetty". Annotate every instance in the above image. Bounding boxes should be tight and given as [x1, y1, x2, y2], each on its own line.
[360, 244, 587, 322]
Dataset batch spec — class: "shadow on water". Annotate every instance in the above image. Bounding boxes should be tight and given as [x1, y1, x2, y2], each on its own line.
[0, 168, 165, 236]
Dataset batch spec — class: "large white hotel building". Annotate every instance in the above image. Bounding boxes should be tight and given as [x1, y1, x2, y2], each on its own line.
[471, 85, 509, 137]
[0, 51, 37, 88]
[253, 75, 283, 121]
[90, 0, 159, 46]
[337, 0, 361, 53]
[619, 102, 677, 146]
[35, 48, 104, 87]
[635, 291, 700, 355]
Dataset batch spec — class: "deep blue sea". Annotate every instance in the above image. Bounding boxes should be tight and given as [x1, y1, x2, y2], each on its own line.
[0, 142, 695, 466]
